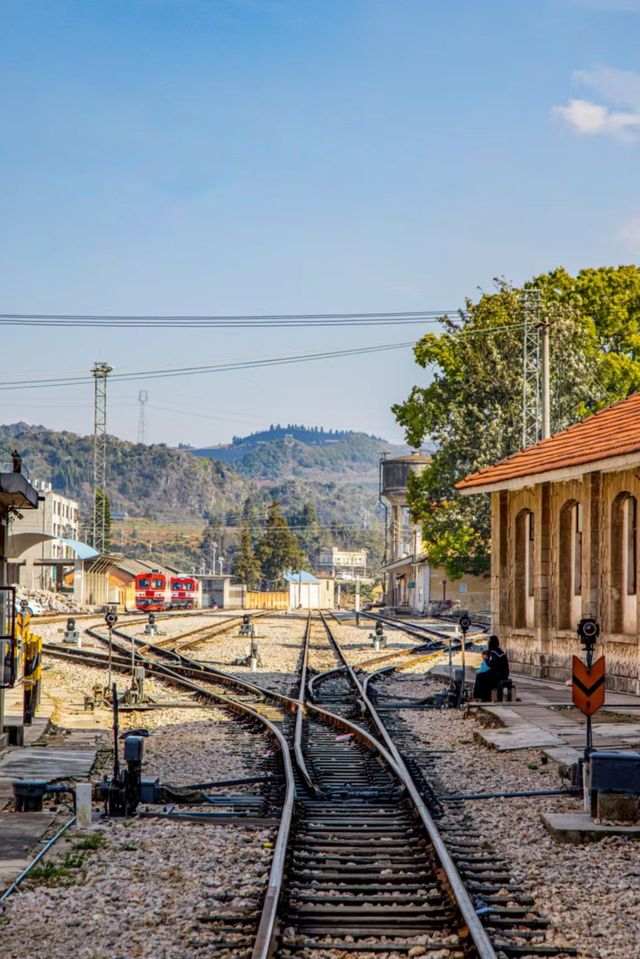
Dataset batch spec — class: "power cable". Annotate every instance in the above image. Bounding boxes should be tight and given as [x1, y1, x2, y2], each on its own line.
[0, 310, 456, 328]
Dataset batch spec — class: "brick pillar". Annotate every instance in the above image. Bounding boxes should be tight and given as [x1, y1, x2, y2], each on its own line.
[538, 483, 551, 677]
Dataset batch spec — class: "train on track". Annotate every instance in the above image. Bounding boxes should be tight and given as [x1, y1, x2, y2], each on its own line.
[134, 571, 202, 611]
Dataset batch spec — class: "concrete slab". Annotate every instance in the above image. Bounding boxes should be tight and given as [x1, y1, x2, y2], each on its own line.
[542, 811, 640, 843]
[0, 747, 96, 782]
[478, 726, 565, 750]
[0, 811, 56, 886]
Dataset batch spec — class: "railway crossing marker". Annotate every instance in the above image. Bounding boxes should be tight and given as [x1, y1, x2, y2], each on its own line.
[571, 655, 605, 717]
[573, 617, 604, 761]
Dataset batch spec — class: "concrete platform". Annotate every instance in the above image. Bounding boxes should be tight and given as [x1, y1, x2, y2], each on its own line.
[430, 663, 640, 765]
[542, 811, 640, 843]
[0, 811, 57, 886]
[0, 746, 96, 782]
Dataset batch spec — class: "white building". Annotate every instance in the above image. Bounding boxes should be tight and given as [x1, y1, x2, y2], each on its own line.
[8, 481, 80, 591]
[316, 546, 367, 580]
[285, 570, 335, 610]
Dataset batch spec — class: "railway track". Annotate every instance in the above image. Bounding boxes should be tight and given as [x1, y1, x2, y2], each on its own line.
[42, 610, 552, 958]
[330, 618, 578, 959]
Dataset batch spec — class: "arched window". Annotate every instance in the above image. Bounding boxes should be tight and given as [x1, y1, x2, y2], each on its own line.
[559, 501, 582, 630]
[515, 509, 535, 628]
[611, 493, 637, 634]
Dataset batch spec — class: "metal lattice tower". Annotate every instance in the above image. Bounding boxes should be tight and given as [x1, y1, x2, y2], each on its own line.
[92, 361, 113, 554]
[521, 290, 542, 448]
[137, 390, 149, 444]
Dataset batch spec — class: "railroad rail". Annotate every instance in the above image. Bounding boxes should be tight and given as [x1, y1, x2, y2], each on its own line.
[329, 615, 578, 958]
[41, 610, 560, 957]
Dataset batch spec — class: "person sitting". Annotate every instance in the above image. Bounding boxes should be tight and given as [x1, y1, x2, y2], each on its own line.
[472, 635, 509, 701]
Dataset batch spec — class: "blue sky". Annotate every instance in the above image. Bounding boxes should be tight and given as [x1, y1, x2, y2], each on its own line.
[1, 0, 639, 447]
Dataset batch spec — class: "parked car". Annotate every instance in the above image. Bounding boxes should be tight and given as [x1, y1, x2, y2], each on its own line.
[14, 598, 45, 617]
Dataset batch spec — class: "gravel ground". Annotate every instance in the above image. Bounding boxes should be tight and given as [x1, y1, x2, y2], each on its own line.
[3, 643, 281, 959]
[382, 671, 640, 959]
[1, 818, 276, 959]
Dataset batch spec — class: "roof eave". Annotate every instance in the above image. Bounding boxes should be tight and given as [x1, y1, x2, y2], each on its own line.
[457, 448, 640, 495]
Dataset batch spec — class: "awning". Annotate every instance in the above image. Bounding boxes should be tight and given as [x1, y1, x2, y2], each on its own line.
[8, 532, 99, 561]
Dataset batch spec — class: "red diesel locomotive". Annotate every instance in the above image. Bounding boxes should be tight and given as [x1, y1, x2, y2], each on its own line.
[169, 576, 201, 609]
[135, 572, 202, 611]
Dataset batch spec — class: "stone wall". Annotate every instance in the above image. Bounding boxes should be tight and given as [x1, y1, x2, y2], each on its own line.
[491, 467, 640, 694]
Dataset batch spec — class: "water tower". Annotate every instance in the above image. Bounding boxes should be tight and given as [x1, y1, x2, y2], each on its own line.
[380, 451, 430, 562]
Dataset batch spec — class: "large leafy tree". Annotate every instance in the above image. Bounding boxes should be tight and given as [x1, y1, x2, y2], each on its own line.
[257, 501, 305, 585]
[393, 266, 640, 578]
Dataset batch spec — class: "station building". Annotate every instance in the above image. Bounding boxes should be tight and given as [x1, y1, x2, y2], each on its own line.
[380, 451, 490, 614]
[456, 390, 640, 694]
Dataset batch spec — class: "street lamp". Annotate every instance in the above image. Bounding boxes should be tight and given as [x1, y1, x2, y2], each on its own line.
[218, 556, 225, 575]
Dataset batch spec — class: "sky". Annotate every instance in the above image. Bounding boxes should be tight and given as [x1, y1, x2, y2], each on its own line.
[1, 0, 640, 448]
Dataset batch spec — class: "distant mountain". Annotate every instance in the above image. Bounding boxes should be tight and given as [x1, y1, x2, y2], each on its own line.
[188, 424, 407, 486]
[0, 423, 248, 523]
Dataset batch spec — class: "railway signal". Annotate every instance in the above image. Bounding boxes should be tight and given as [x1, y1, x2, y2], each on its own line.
[572, 617, 604, 759]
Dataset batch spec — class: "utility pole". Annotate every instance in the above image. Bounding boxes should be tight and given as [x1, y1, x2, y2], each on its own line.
[92, 362, 112, 555]
[137, 390, 149, 445]
[521, 290, 545, 448]
[541, 315, 551, 440]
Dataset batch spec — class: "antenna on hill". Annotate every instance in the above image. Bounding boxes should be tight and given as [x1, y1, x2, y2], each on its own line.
[137, 390, 149, 445]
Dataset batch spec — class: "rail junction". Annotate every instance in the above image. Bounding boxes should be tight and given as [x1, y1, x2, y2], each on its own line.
[0, 609, 581, 959]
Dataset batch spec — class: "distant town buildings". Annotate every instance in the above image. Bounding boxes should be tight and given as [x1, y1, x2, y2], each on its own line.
[316, 546, 367, 581]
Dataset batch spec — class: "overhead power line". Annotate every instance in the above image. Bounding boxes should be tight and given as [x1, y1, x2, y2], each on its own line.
[0, 341, 415, 391]
[0, 310, 456, 328]
[0, 322, 528, 393]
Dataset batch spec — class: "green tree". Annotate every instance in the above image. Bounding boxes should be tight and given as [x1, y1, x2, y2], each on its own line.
[257, 501, 304, 585]
[393, 266, 640, 578]
[235, 524, 262, 587]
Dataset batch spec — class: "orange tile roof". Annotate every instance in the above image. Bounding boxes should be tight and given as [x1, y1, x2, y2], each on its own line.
[456, 391, 640, 492]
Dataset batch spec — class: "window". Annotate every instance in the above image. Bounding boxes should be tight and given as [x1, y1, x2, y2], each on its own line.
[574, 504, 583, 596]
[138, 578, 150, 589]
[611, 493, 637, 633]
[559, 500, 582, 630]
[515, 509, 534, 628]
[152, 578, 164, 589]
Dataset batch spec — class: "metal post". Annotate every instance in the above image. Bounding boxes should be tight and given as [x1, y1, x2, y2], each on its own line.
[541, 315, 551, 440]
[107, 625, 113, 692]
[137, 390, 149, 445]
[521, 290, 542, 448]
[91, 362, 112, 555]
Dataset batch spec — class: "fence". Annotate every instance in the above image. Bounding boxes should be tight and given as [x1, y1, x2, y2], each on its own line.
[245, 590, 289, 610]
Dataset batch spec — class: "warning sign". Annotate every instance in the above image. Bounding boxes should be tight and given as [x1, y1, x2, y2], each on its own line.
[572, 655, 605, 716]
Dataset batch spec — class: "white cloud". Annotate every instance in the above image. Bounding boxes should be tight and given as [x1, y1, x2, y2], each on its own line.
[552, 97, 640, 138]
[553, 67, 640, 140]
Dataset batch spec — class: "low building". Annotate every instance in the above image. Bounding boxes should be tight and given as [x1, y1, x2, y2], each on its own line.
[379, 451, 491, 613]
[284, 570, 335, 610]
[8, 481, 80, 591]
[316, 547, 368, 581]
[456, 390, 640, 694]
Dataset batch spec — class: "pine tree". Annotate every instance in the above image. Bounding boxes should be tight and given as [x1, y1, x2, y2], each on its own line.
[235, 524, 261, 587]
[257, 501, 304, 585]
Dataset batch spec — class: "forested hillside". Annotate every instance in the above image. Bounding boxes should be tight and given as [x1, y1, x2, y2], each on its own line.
[0, 422, 390, 575]
[0, 423, 247, 523]
[190, 425, 406, 483]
